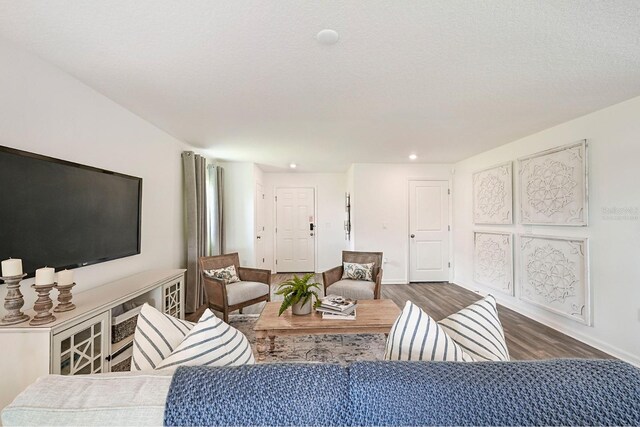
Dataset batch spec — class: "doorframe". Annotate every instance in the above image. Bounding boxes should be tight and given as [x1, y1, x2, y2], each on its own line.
[254, 181, 266, 269]
[271, 186, 319, 273]
[406, 177, 454, 283]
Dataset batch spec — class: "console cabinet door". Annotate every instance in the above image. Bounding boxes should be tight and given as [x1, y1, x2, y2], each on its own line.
[162, 278, 185, 319]
[52, 311, 110, 375]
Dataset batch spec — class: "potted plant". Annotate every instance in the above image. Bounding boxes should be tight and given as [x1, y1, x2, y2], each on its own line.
[275, 273, 321, 316]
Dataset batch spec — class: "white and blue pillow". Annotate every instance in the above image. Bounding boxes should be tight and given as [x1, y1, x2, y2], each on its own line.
[155, 308, 255, 370]
[385, 295, 509, 362]
[385, 301, 475, 361]
[130, 303, 195, 371]
[438, 295, 509, 361]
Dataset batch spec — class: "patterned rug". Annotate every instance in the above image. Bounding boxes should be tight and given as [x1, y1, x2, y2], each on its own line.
[229, 314, 387, 365]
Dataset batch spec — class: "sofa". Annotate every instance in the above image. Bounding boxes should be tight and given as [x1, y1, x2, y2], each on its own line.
[2, 359, 639, 426]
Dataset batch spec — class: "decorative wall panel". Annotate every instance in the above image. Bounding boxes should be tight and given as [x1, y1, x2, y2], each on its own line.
[473, 162, 513, 224]
[518, 140, 588, 225]
[519, 235, 590, 325]
[473, 232, 513, 295]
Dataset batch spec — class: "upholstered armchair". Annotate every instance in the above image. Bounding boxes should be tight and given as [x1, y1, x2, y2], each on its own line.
[199, 253, 271, 323]
[322, 251, 383, 300]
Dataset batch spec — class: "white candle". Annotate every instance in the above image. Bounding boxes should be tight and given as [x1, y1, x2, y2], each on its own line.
[1, 258, 23, 277]
[57, 270, 74, 286]
[35, 267, 55, 286]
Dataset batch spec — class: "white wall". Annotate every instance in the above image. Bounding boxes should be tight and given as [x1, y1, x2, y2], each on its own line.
[263, 173, 348, 273]
[218, 161, 257, 267]
[0, 37, 189, 313]
[453, 95, 640, 365]
[351, 163, 452, 284]
[346, 164, 355, 250]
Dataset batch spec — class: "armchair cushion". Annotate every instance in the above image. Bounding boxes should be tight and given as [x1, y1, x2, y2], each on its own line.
[203, 265, 241, 284]
[326, 280, 375, 300]
[226, 281, 270, 306]
[342, 262, 374, 281]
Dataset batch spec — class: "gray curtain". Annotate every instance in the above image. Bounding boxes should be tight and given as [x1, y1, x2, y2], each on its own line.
[207, 164, 224, 256]
[182, 152, 210, 313]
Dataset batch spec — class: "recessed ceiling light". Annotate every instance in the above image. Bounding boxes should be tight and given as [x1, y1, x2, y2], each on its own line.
[409, 154, 417, 160]
[289, 163, 297, 169]
[316, 29, 339, 45]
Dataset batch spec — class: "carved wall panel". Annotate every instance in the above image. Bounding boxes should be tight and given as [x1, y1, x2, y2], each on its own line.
[474, 232, 513, 295]
[473, 162, 513, 224]
[518, 141, 588, 225]
[519, 235, 590, 325]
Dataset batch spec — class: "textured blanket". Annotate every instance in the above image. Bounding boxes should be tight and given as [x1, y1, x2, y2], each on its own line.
[164, 363, 349, 426]
[349, 359, 640, 426]
[164, 359, 640, 426]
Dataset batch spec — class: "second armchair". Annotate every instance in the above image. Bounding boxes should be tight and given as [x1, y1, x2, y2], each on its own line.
[322, 251, 383, 300]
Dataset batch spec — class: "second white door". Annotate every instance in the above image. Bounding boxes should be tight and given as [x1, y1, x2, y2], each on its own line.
[275, 187, 315, 272]
[409, 180, 450, 282]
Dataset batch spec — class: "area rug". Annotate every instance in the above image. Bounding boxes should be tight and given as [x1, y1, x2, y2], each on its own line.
[229, 314, 387, 365]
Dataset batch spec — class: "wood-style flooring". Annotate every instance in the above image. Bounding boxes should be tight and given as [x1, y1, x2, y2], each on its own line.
[379, 281, 612, 360]
[268, 273, 612, 361]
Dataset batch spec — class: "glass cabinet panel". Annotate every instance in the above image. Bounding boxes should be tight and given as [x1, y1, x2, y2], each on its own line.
[52, 311, 109, 375]
[163, 280, 184, 319]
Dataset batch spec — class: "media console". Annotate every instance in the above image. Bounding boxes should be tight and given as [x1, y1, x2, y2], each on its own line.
[0, 269, 185, 412]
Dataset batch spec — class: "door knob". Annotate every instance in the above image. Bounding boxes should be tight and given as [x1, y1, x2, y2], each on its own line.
[410, 234, 415, 238]
[256, 236, 261, 239]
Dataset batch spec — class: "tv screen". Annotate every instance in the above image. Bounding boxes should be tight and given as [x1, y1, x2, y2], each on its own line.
[0, 146, 142, 276]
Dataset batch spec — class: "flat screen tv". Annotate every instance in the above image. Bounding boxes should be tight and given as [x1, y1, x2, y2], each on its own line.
[0, 146, 142, 277]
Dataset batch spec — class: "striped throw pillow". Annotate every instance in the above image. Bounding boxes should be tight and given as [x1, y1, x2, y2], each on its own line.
[384, 301, 475, 362]
[131, 303, 195, 371]
[155, 309, 255, 370]
[438, 295, 510, 361]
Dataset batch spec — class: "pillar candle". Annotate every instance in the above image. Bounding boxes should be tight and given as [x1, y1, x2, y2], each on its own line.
[1, 258, 23, 277]
[57, 270, 74, 286]
[35, 267, 55, 286]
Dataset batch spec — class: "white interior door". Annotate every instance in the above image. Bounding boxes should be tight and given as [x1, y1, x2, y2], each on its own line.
[409, 180, 450, 282]
[275, 187, 315, 272]
[255, 182, 265, 268]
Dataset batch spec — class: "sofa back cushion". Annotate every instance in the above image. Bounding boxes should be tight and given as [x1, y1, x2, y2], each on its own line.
[164, 363, 350, 426]
[348, 359, 640, 426]
[1, 371, 172, 426]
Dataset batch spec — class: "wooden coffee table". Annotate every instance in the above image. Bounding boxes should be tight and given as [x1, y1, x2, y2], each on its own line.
[253, 299, 400, 361]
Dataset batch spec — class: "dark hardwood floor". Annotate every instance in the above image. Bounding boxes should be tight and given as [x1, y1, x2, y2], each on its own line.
[192, 273, 611, 361]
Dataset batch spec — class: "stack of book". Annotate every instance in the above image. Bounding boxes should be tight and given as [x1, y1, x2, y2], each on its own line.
[316, 294, 357, 320]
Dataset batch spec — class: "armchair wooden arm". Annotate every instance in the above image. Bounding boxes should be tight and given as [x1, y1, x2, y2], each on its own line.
[238, 267, 272, 285]
[373, 267, 383, 299]
[201, 275, 227, 308]
[322, 265, 343, 295]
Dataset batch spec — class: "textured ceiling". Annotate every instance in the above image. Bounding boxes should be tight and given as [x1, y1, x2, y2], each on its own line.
[1, 1, 639, 172]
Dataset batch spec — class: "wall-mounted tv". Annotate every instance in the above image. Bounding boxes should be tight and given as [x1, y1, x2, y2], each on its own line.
[0, 146, 142, 277]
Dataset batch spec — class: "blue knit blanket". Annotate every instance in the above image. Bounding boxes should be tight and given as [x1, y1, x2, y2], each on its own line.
[164, 359, 640, 426]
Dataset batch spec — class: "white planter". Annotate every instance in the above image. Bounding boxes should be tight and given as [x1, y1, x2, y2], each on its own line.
[292, 299, 312, 316]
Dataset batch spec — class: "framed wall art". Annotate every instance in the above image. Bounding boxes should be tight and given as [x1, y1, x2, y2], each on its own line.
[473, 161, 513, 224]
[473, 231, 513, 295]
[518, 140, 588, 226]
[519, 235, 590, 325]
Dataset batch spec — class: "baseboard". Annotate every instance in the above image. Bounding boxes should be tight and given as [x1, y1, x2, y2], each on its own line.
[453, 280, 640, 367]
[382, 279, 407, 285]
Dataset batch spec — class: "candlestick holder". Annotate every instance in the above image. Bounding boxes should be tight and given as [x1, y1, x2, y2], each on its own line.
[0, 274, 30, 326]
[29, 282, 56, 326]
[54, 282, 76, 313]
